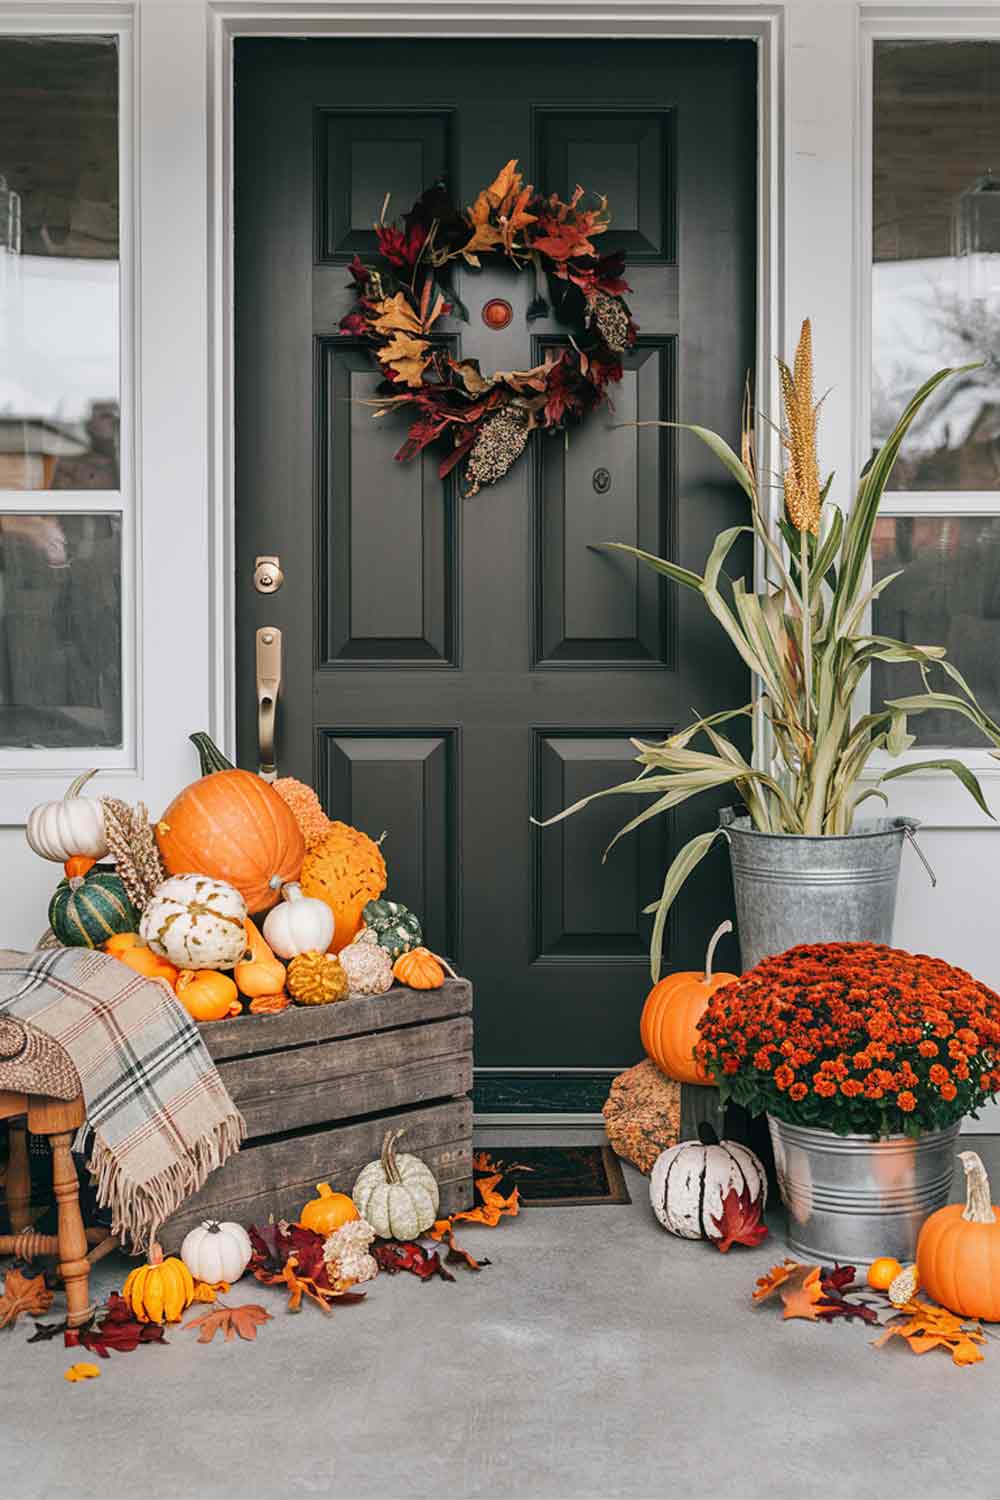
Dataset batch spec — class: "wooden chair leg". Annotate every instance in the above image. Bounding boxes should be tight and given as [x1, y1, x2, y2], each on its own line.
[6, 1122, 30, 1233]
[48, 1130, 91, 1327]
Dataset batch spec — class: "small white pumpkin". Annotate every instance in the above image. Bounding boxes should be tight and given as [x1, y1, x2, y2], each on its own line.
[262, 881, 335, 958]
[180, 1220, 253, 1285]
[26, 770, 108, 864]
[649, 1125, 767, 1243]
[352, 1130, 439, 1240]
[139, 874, 248, 969]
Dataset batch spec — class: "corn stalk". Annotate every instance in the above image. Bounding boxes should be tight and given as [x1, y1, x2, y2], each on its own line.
[537, 324, 994, 979]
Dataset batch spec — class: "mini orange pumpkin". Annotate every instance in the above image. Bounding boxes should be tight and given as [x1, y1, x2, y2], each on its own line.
[233, 919, 286, 998]
[867, 1256, 903, 1292]
[393, 947, 455, 990]
[64, 854, 96, 885]
[175, 968, 241, 1022]
[917, 1150, 1000, 1320]
[299, 1181, 359, 1235]
[103, 932, 146, 957]
[639, 920, 737, 1085]
[110, 943, 179, 988]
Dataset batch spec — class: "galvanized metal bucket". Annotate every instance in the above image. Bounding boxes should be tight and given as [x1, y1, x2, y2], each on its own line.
[719, 812, 935, 972]
[767, 1116, 960, 1266]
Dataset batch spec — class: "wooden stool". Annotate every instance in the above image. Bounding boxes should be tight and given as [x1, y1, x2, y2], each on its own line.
[0, 1090, 118, 1326]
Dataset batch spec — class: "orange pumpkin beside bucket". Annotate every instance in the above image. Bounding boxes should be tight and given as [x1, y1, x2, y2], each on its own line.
[640, 920, 737, 1085]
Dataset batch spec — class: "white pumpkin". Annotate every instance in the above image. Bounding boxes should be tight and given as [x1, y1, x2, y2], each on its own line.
[139, 874, 248, 969]
[649, 1126, 767, 1243]
[352, 1130, 439, 1240]
[180, 1220, 253, 1285]
[26, 770, 108, 864]
[262, 881, 334, 958]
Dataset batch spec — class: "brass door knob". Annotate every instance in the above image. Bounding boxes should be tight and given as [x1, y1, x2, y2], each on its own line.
[254, 555, 284, 593]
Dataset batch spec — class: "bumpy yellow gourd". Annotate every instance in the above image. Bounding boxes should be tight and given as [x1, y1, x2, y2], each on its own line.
[287, 950, 349, 1005]
[121, 1242, 195, 1323]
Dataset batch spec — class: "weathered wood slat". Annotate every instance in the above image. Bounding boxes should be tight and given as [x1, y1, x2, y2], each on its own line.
[230, 1052, 473, 1138]
[201, 978, 472, 1061]
[679, 1082, 726, 1142]
[218, 1015, 471, 1105]
[159, 1098, 473, 1251]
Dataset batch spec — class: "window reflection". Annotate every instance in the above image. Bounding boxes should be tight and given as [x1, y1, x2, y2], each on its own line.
[873, 41, 1000, 489]
[0, 37, 119, 491]
[871, 515, 1000, 744]
[0, 514, 121, 747]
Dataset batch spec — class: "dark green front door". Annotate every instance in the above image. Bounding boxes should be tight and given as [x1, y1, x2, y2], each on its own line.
[234, 37, 755, 1069]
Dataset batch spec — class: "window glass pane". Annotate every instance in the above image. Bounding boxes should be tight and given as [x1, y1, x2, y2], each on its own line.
[0, 514, 121, 747]
[871, 515, 1000, 745]
[873, 41, 1000, 490]
[0, 36, 119, 491]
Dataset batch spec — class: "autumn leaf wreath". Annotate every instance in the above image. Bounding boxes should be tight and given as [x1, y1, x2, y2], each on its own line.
[340, 159, 637, 496]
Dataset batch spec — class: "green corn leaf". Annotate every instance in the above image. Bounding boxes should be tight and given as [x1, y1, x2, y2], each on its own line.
[643, 827, 725, 982]
[595, 541, 703, 593]
[877, 758, 995, 819]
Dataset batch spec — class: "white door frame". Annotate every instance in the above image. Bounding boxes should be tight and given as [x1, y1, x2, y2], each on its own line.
[205, 0, 786, 759]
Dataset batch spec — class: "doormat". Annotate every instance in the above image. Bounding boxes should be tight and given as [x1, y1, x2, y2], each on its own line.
[477, 1144, 631, 1207]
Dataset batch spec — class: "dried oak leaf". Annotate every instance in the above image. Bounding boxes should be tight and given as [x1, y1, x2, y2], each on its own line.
[752, 1260, 824, 1321]
[710, 1186, 770, 1253]
[371, 1240, 455, 1282]
[873, 1299, 987, 1367]
[78, 1293, 167, 1357]
[370, 291, 423, 337]
[184, 1301, 273, 1344]
[376, 332, 431, 388]
[0, 1268, 53, 1330]
[64, 1362, 101, 1382]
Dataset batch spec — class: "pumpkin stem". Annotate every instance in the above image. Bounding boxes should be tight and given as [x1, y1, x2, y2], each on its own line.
[429, 950, 461, 980]
[282, 883, 304, 904]
[148, 1240, 164, 1266]
[959, 1150, 997, 1224]
[703, 920, 734, 983]
[65, 768, 99, 800]
[697, 1123, 720, 1148]
[380, 1130, 403, 1185]
[189, 731, 235, 776]
[316, 1183, 333, 1198]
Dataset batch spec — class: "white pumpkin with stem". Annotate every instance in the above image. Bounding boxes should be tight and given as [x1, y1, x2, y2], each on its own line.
[180, 1220, 253, 1285]
[649, 1124, 767, 1244]
[352, 1130, 439, 1240]
[262, 881, 335, 958]
[26, 770, 108, 865]
[140, 874, 248, 969]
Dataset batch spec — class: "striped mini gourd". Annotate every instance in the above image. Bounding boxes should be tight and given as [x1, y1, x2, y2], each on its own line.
[48, 867, 137, 948]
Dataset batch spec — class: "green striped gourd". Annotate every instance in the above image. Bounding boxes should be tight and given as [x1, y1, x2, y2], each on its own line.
[361, 898, 422, 959]
[49, 866, 137, 948]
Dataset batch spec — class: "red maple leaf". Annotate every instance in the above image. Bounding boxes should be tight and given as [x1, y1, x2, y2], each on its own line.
[710, 1185, 770, 1253]
[371, 1240, 455, 1282]
[376, 221, 427, 269]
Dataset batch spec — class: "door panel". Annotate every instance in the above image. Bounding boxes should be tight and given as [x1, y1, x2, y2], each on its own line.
[235, 37, 756, 1069]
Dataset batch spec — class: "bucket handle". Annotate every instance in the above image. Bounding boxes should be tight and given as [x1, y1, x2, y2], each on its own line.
[902, 822, 937, 888]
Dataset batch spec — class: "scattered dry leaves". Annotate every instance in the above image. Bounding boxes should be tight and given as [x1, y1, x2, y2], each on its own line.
[64, 1362, 101, 1382]
[874, 1300, 987, 1367]
[184, 1301, 273, 1344]
[711, 1186, 769, 1253]
[0, 1268, 53, 1329]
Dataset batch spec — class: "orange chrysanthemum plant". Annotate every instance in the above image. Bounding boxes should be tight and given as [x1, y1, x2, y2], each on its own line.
[695, 942, 1000, 1139]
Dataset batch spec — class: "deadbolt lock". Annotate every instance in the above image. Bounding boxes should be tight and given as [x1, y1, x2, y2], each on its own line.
[253, 555, 284, 594]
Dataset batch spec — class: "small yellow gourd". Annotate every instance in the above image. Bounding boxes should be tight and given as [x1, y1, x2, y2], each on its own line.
[121, 1241, 195, 1323]
[287, 950, 349, 1005]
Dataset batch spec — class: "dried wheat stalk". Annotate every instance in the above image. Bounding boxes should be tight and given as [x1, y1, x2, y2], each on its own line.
[101, 797, 165, 911]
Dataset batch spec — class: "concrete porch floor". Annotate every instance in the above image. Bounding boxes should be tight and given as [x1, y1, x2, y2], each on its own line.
[4, 1138, 999, 1500]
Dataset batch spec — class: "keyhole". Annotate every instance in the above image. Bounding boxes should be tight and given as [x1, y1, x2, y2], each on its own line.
[592, 467, 612, 494]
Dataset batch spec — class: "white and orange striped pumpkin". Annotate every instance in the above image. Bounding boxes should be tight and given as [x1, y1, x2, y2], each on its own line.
[140, 874, 248, 970]
[649, 1125, 767, 1242]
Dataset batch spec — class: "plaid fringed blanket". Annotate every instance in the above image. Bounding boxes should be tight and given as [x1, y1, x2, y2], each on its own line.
[0, 947, 245, 1250]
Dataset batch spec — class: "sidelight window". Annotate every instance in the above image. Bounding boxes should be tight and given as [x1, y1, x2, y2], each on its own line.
[870, 35, 1000, 758]
[0, 29, 130, 758]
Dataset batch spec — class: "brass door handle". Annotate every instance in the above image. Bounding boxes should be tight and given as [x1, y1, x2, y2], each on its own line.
[256, 626, 282, 781]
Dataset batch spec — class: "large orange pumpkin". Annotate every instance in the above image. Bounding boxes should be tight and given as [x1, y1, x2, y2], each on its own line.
[639, 920, 737, 1085]
[916, 1150, 1000, 1320]
[156, 770, 304, 914]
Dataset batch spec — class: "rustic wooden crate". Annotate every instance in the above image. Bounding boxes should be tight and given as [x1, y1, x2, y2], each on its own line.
[159, 979, 473, 1251]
